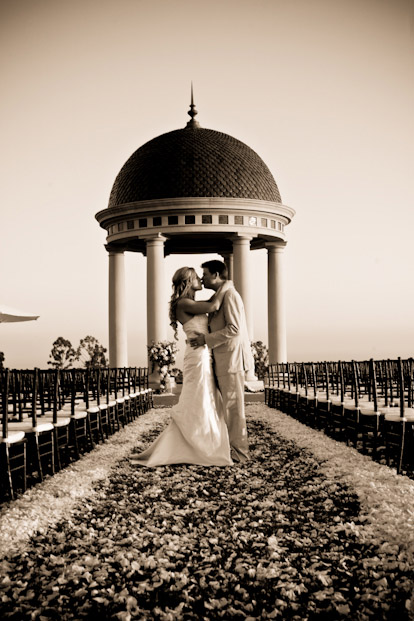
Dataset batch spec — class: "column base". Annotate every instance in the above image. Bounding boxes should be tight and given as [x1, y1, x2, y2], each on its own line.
[245, 369, 258, 382]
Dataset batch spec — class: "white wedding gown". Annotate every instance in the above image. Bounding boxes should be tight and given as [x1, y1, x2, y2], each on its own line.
[131, 315, 233, 467]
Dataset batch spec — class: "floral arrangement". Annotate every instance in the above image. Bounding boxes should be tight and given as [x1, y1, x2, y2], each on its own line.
[147, 340, 178, 392]
[251, 340, 269, 380]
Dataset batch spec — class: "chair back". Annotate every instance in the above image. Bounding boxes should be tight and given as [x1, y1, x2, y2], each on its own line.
[1, 369, 10, 439]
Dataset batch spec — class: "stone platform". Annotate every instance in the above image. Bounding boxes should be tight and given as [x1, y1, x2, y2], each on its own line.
[153, 391, 264, 407]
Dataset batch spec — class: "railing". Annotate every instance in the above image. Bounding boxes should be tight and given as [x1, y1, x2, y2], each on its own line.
[0, 367, 152, 501]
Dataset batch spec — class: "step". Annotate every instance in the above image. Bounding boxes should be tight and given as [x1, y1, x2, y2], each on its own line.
[153, 391, 264, 407]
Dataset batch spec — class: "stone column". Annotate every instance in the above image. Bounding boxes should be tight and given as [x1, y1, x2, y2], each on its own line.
[108, 248, 128, 368]
[267, 241, 287, 363]
[232, 235, 254, 340]
[146, 235, 167, 385]
[232, 235, 257, 382]
[221, 252, 234, 280]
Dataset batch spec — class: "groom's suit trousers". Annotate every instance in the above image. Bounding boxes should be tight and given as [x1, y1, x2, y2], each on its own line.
[216, 370, 249, 462]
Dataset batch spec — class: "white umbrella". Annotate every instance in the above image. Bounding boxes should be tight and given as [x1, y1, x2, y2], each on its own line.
[0, 305, 39, 323]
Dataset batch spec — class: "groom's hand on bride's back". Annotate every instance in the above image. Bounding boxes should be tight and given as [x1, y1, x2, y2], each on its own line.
[189, 333, 206, 348]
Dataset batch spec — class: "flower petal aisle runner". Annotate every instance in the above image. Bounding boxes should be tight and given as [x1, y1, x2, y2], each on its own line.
[1, 404, 413, 620]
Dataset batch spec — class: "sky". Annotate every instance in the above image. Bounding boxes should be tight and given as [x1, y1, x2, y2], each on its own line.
[1, 0, 413, 369]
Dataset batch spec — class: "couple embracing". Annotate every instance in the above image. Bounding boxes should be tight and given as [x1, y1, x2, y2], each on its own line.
[132, 260, 254, 467]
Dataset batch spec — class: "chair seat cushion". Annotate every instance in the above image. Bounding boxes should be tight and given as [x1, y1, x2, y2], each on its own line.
[41, 416, 71, 427]
[99, 400, 116, 409]
[359, 408, 383, 417]
[379, 406, 402, 415]
[316, 396, 331, 403]
[344, 402, 376, 411]
[384, 410, 414, 422]
[8, 421, 54, 433]
[116, 397, 125, 404]
[56, 410, 87, 420]
[0, 431, 26, 444]
[87, 406, 100, 414]
[60, 401, 87, 411]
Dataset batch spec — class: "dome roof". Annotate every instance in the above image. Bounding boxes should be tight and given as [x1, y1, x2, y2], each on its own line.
[108, 126, 282, 208]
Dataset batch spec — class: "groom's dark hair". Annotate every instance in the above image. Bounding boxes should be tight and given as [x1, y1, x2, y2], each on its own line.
[201, 260, 228, 279]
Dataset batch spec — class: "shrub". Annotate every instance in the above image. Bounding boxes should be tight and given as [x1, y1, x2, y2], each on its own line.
[251, 340, 269, 380]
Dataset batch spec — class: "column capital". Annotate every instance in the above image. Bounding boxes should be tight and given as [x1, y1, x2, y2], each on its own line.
[266, 240, 287, 252]
[231, 233, 255, 243]
[142, 233, 168, 246]
[105, 244, 126, 255]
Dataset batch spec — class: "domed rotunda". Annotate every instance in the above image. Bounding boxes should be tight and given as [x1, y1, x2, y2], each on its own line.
[96, 94, 295, 369]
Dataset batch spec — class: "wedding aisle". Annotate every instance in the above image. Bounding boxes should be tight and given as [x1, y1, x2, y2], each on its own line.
[1, 404, 414, 620]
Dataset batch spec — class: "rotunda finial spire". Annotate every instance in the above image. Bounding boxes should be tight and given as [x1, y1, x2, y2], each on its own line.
[186, 82, 200, 128]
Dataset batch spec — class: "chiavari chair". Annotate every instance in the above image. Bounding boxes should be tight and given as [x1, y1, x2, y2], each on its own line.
[314, 362, 333, 431]
[135, 367, 146, 415]
[122, 367, 134, 422]
[382, 358, 414, 474]
[60, 369, 93, 460]
[8, 369, 55, 484]
[127, 367, 137, 421]
[278, 363, 300, 417]
[357, 359, 384, 459]
[287, 363, 301, 418]
[341, 360, 389, 458]
[329, 361, 348, 438]
[111, 368, 124, 430]
[89, 367, 108, 443]
[133, 367, 145, 417]
[129, 367, 140, 419]
[94, 367, 111, 439]
[0, 370, 27, 500]
[37, 369, 71, 470]
[264, 364, 272, 406]
[278, 362, 291, 413]
[271, 363, 283, 410]
[302, 362, 322, 428]
[104, 368, 119, 434]
[82, 368, 102, 447]
[297, 363, 314, 425]
[141, 367, 153, 411]
[342, 360, 367, 449]
[119, 367, 132, 425]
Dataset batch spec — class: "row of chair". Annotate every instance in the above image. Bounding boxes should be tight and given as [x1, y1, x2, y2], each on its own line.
[265, 358, 414, 475]
[0, 367, 153, 501]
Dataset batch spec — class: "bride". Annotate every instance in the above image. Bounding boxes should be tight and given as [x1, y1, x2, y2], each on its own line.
[131, 266, 233, 467]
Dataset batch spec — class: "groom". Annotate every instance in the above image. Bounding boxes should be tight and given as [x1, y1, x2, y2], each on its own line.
[189, 260, 254, 463]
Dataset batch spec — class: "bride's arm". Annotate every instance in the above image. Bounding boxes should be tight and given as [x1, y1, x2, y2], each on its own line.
[177, 280, 232, 315]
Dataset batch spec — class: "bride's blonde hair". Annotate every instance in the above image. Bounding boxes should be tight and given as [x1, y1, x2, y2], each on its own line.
[169, 266, 198, 340]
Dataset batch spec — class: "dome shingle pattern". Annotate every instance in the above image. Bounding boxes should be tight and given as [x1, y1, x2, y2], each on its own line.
[108, 127, 281, 208]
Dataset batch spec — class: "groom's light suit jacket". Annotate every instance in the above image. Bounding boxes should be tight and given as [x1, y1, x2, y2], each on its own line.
[204, 283, 254, 377]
